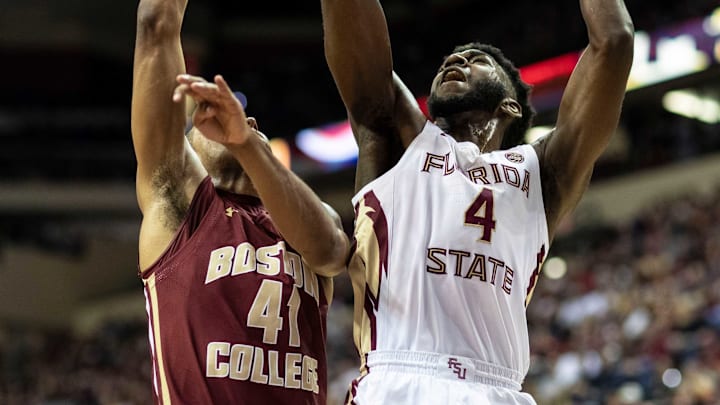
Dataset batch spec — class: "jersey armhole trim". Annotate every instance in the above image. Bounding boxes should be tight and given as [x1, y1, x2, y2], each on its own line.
[140, 176, 216, 279]
[352, 120, 436, 205]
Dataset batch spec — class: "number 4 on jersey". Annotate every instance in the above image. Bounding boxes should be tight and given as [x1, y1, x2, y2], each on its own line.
[247, 279, 301, 347]
[464, 188, 496, 243]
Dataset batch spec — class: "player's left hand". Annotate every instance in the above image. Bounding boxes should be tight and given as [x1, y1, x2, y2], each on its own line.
[173, 74, 253, 146]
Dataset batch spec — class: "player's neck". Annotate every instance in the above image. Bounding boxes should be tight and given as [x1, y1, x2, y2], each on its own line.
[435, 113, 505, 153]
[212, 172, 258, 198]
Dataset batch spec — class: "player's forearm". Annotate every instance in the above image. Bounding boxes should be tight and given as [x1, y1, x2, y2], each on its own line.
[580, 0, 634, 52]
[133, 0, 189, 143]
[227, 136, 349, 271]
[321, 0, 394, 120]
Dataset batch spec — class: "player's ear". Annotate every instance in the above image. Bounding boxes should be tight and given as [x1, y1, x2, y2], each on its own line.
[498, 98, 521, 119]
[247, 117, 259, 130]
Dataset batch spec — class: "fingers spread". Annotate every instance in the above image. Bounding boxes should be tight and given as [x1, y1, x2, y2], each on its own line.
[172, 83, 192, 102]
[214, 75, 234, 98]
[174, 75, 212, 101]
[189, 82, 225, 104]
[174, 74, 243, 115]
[176, 74, 207, 85]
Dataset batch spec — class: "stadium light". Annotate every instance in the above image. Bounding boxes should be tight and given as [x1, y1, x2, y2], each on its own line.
[662, 368, 682, 389]
[295, 121, 357, 166]
[662, 90, 720, 124]
[704, 7, 720, 36]
[543, 257, 567, 280]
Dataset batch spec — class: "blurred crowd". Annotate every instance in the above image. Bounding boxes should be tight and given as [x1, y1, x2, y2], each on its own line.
[0, 322, 151, 404]
[2, 186, 719, 404]
[523, 189, 720, 404]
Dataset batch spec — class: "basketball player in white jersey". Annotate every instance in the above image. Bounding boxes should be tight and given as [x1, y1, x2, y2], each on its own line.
[320, 0, 634, 403]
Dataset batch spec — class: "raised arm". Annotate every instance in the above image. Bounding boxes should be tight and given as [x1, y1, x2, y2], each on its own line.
[131, 0, 206, 215]
[538, 0, 634, 238]
[132, 0, 207, 269]
[321, 0, 425, 189]
[174, 75, 350, 277]
[321, 0, 394, 125]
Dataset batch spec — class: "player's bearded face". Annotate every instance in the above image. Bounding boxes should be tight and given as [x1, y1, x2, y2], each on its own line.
[189, 128, 245, 175]
[214, 148, 245, 173]
[427, 79, 508, 119]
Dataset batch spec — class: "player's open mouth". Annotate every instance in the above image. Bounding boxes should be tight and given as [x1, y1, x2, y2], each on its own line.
[442, 68, 466, 83]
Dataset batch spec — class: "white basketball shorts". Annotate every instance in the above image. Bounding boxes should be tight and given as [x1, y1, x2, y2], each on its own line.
[347, 351, 537, 405]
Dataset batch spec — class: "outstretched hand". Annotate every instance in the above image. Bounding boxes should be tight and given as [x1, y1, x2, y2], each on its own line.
[173, 74, 253, 146]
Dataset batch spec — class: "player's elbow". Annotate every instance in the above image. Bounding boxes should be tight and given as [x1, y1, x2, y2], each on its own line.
[591, 22, 634, 62]
[304, 232, 350, 278]
[136, 0, 183, 42]
[607, 23, 634, 52]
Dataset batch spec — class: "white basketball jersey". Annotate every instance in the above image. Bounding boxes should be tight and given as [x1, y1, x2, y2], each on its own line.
[349, 121, 549, 384]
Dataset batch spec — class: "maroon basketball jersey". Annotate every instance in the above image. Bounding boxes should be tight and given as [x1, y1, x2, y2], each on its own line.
[141, 177, 331, 404]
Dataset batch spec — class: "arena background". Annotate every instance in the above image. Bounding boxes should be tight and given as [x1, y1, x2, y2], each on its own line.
[0, 0, 719, 403]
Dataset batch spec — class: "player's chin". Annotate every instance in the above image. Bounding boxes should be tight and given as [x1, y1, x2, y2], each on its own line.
[217, 152, 245, 174]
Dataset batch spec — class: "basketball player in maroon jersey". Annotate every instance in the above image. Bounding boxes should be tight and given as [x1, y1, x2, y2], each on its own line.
[131, 0, 349, 403]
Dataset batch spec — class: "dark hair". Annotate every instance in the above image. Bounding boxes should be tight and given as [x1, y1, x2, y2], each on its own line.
[451, 42, 535, 148]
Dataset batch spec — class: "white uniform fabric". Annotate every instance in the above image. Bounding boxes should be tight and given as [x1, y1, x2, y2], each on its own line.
[347, 121, 548, 404]
[354, 351, 536, 404]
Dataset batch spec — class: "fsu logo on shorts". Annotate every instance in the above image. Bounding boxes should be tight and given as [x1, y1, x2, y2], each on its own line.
[505, 152, 524, 163]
